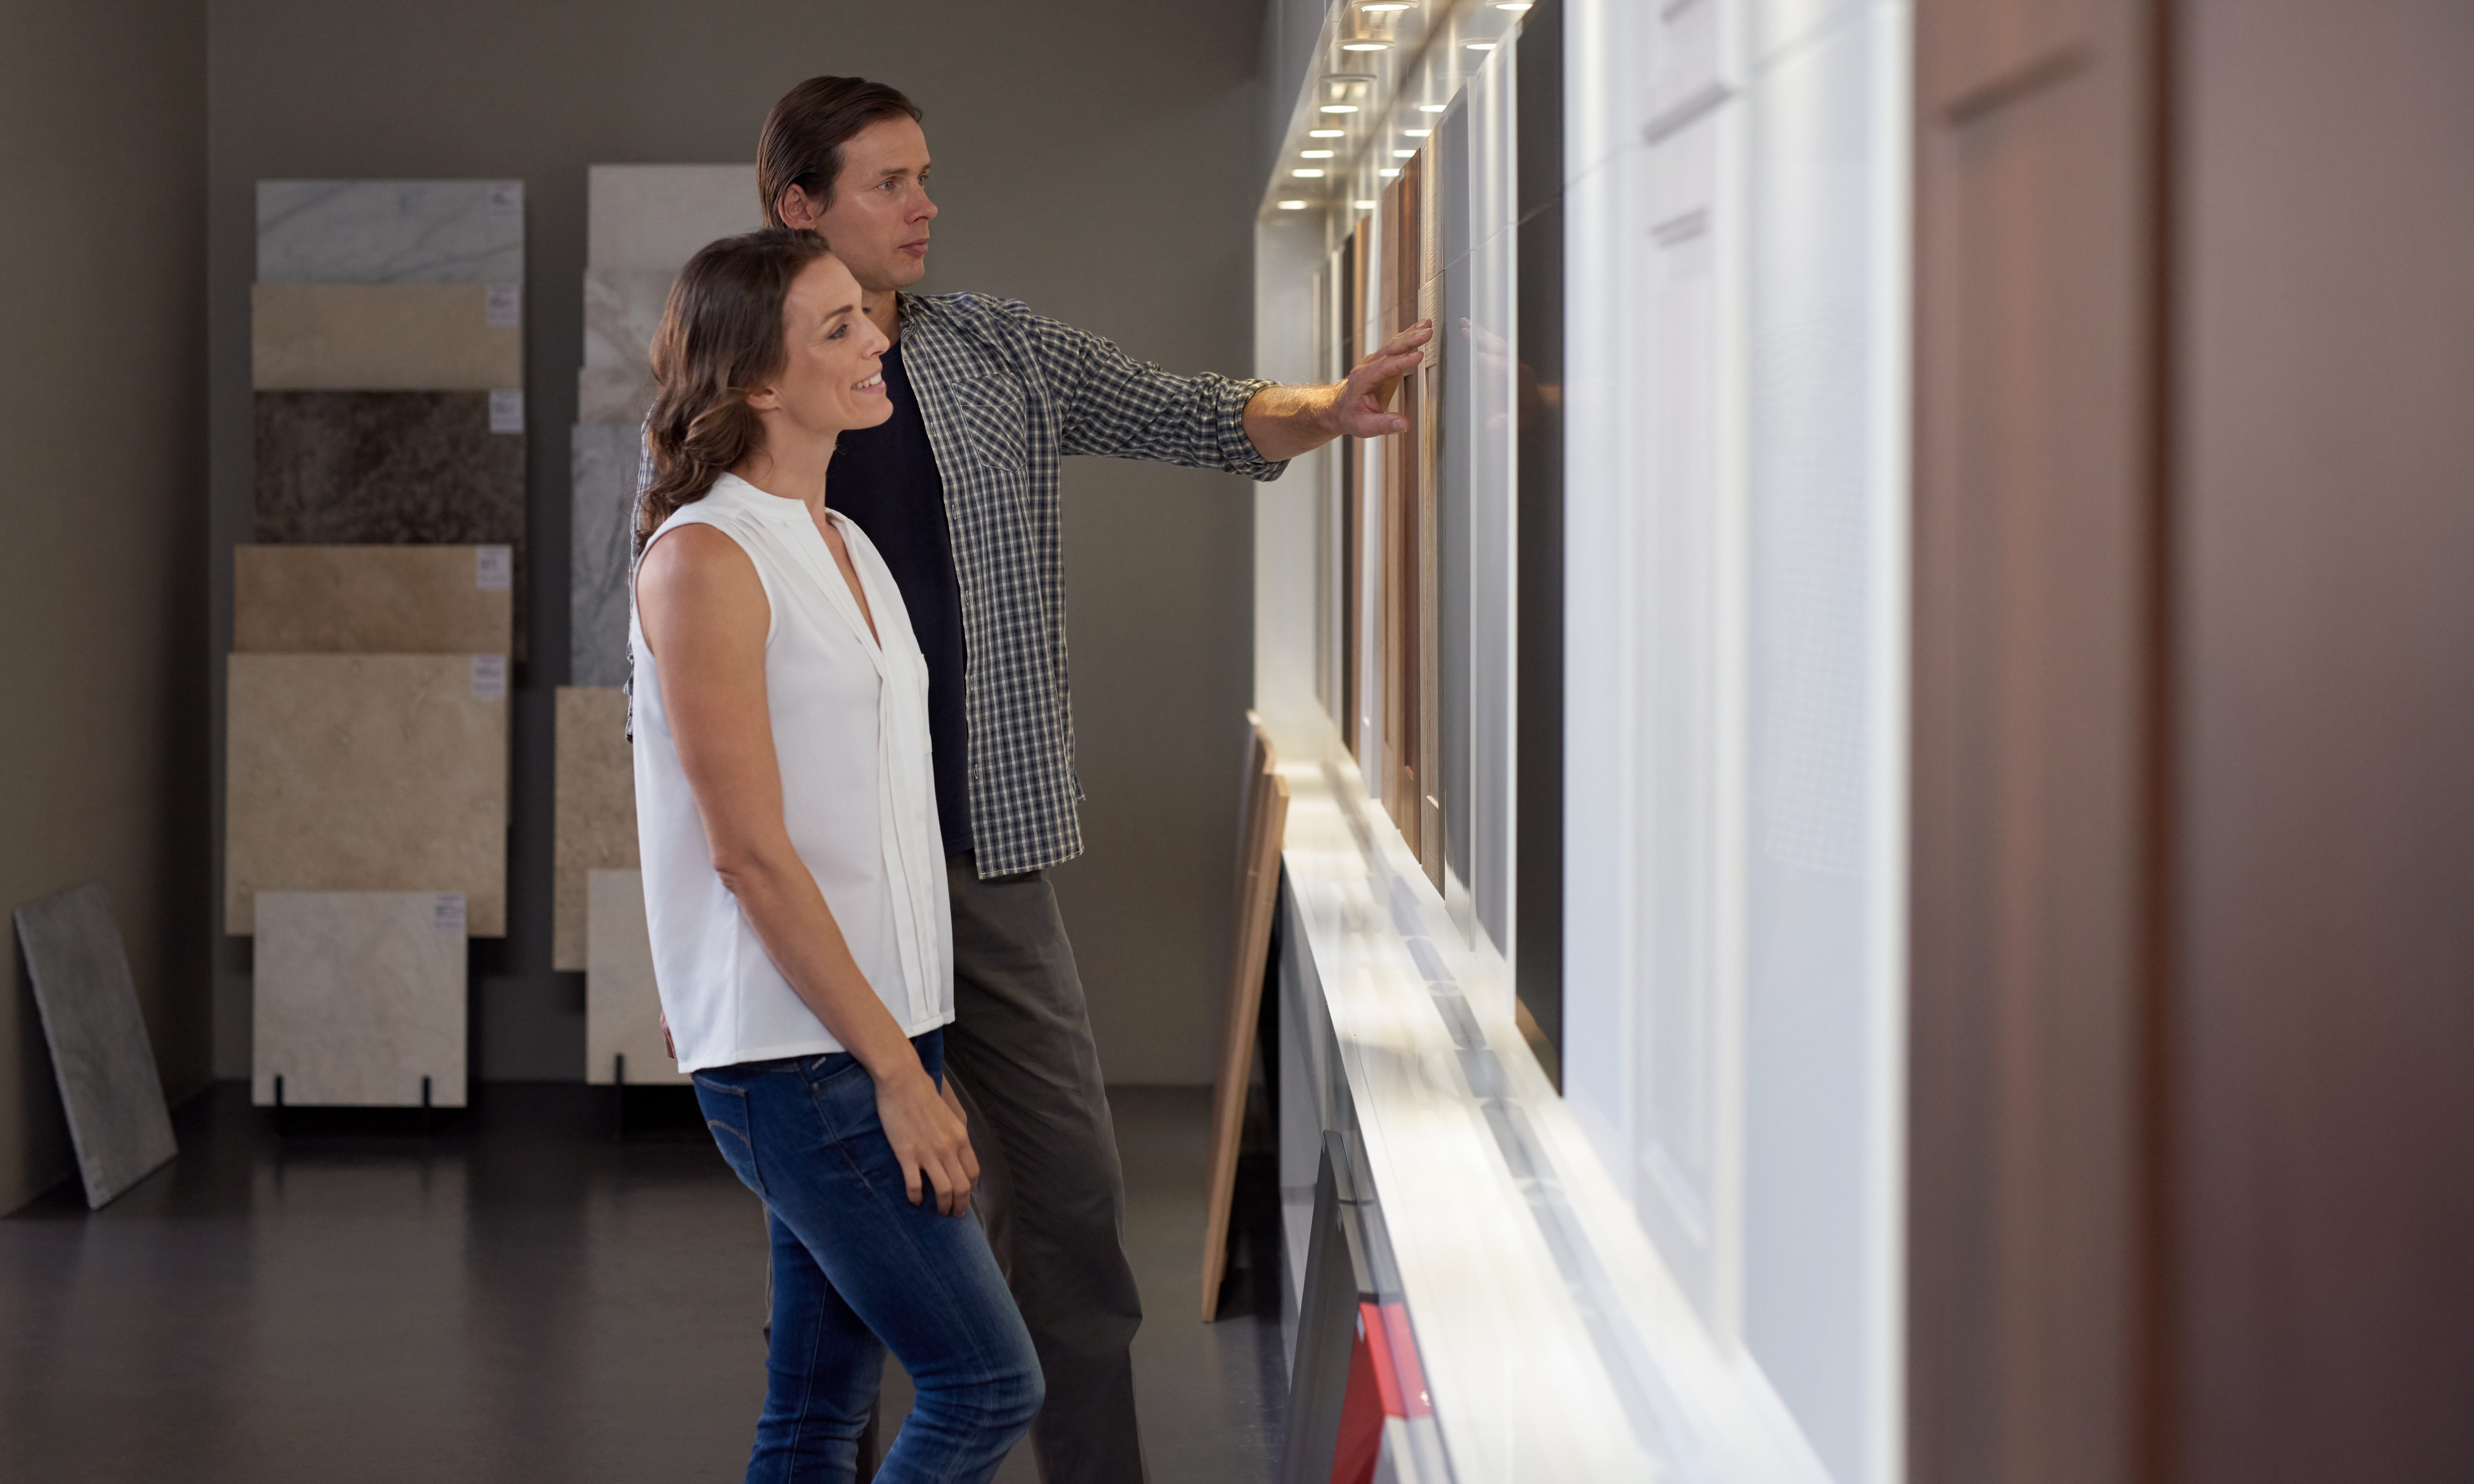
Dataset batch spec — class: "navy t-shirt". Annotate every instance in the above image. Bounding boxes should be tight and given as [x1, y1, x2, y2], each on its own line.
[827, 340, 973, 857]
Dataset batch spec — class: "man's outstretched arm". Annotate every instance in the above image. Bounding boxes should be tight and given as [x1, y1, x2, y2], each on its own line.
[1242, 320, 1435, 462]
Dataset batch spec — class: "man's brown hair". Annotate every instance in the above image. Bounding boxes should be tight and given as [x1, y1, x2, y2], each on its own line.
[757, 77, 923, 228]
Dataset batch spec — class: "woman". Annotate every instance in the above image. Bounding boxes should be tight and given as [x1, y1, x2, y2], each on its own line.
[630, 228, 1042, 1483]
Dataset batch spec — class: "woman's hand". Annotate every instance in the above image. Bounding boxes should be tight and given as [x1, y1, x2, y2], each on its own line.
[876, 1065, 980, 1216]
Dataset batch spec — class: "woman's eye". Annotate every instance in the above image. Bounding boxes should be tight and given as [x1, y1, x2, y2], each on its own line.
[828, 325, 847, 339]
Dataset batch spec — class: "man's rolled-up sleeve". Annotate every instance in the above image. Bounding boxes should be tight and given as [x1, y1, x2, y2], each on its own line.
[1021, 310, 1290, 481]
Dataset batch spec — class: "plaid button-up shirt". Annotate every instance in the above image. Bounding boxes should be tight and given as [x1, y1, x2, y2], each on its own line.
[636, 291, 1286, 878]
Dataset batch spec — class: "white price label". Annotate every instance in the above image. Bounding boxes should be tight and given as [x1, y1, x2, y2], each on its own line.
[486, 281, 521, 327]
[488, 388, 523, 434]
[471, 654, 507, 701]
[433, 892, 468, 935]
[474, 545, 512, 591]
[486, 180, 523, 221]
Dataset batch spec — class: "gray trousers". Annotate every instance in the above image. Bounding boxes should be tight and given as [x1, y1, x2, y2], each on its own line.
[939, 854, 1149, 1484]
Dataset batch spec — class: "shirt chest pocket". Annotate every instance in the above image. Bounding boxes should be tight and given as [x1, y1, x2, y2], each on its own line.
[951, 379, 1030, 473]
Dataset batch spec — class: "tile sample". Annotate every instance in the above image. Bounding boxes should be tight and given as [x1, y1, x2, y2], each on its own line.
[579, 367, 657, 427]
[586, 164, 760, 271]
[253, 891, 468, 1108]
[555, 686, 637, 971]
[570, 423, 641, 688]
[12, 883, 177, 1209]
[226, 654, 509, 936]
[235, 544, 512, 654]
[253, 284, 522, 390]
[583, 268, 676, 374]
[257, 179, 524, 285]
[586, 870, 682, 1085]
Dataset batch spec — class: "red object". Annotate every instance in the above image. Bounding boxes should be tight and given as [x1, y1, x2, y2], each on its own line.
[1331, 1310, 1385, 1484]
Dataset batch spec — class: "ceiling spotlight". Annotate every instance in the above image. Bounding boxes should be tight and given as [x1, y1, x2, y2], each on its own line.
[1495, 2, 1531, 9]
[1340, 40, 1389, 51]
[1418, 103, 1447, 112]
[1403, 128, 1431, 137]
[1359, 2, 1412, 9]
[1379, 168, 1401, 177]
[1319, 104, 1359, 113]
[1301, 149, 1336, 158]
[1466, 41, 1498, 51]
[1390, 150, 1413, 159]
[1310, 128, 1346, 137]
[1354, 199, 1378, 209]
[1293, 168, 1326, 177]
[1278, 200, 1310, 210]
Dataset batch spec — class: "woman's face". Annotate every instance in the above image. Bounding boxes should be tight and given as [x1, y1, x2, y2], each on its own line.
[761, 253, 892, 437]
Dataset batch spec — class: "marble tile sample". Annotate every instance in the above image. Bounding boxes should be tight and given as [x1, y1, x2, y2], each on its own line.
[253, 284, 522, 390]
[555, 686, 637, 971]
[226, 654, 508, 937]
[583, 268, 676, 374]
[252, 891, 468, 1108]
[586, 870, 682, 1085]
[12, 883, 177, 1208]
[234, 545, 512, 654]
[570, 423, 641, 688]
[586, 164, 760, 271]
[579, 367, 658, 427]
[257, 179, 524, 285]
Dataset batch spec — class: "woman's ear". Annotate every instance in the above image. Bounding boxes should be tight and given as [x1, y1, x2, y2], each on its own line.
[743, 383, 782, 414]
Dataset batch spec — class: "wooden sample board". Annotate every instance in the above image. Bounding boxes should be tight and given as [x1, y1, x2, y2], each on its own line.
[1199, 720, 1291, 1320]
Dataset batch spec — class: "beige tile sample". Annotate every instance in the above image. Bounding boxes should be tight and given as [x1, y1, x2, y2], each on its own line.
[252, 283, 522, 390]
[586, 870, 684, 1085]
[586, 164, 760, 270]
[555, 686, 637, 969]
[226, 654, 509, 936]
[253, 891, 468, 1107]
[234, 545, 513, 654]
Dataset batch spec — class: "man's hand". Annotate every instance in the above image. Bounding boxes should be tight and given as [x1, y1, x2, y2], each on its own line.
[1242, 319, 1435, 462]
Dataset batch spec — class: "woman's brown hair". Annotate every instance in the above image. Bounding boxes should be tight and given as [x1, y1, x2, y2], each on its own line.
[635, 228, 837, 549]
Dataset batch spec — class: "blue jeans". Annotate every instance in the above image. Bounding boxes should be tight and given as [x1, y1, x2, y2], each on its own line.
[694, 1030, 1044, 1483]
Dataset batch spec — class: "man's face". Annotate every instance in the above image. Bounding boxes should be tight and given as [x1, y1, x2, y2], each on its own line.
[792, 116, 936, 296]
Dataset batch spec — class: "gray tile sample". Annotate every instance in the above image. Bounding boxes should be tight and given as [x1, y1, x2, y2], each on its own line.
[579, 367, 658, 427]
[253, 891, 468, 1108]
[586, 870, 683, 1085]
[257, 179, 524, 285]
[587, 165, 760, 271]
[570, 422, 640, 688]
[12, 882, 177, 1209]
[252, 284, 522, 391]
[583, 269, 675, 374]
[254, 391, 527, 656]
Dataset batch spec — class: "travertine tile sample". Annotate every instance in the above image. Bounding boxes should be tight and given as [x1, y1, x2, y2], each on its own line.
[555, 687, 637, 971]
[235, 545, 512, 654]
[571, 423, 641, 688]
[586, 164, 759, 270]
[12, 883, 177, 1208]
[257, 179, 524, 285]
[587, 870, 682, 1085]
[226, 654, 508, 937]
[583, 268, 676, 374]
[253, 891, 468, 1107]
[579, 367, 658, 427]
[253, 284, 521, 390]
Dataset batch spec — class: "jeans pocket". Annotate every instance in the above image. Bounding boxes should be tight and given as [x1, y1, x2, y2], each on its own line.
[693, 1077, 765, 1200]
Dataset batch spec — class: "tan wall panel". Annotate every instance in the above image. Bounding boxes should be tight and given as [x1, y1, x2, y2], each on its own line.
[251, 283, 520, 390]
[233, 544, 511, 653]
[554, 686, 637, 971]
[226, 654, 508, 935]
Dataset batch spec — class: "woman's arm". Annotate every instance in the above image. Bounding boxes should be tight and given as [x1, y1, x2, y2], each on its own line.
[636, 524, 978, 1215]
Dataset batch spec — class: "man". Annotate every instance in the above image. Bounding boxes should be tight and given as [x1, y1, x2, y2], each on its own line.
[657, 75, 1428, 1483]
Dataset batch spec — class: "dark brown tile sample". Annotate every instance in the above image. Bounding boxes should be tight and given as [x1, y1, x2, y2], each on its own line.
[254, 390, 528, 656]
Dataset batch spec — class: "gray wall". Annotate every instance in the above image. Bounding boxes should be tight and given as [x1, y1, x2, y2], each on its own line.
[205, 0, 1266, 1084]
[0, 0, 214, 1212]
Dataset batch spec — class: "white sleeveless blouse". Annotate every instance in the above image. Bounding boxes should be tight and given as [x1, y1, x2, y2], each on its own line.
[630, 473, 953, 1072]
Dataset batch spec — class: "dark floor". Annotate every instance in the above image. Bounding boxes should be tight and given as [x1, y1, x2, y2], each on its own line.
[0, 1082, 1286, 1484]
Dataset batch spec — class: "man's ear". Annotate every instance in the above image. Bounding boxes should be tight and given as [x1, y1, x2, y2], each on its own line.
[778, 185, 820, 230]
